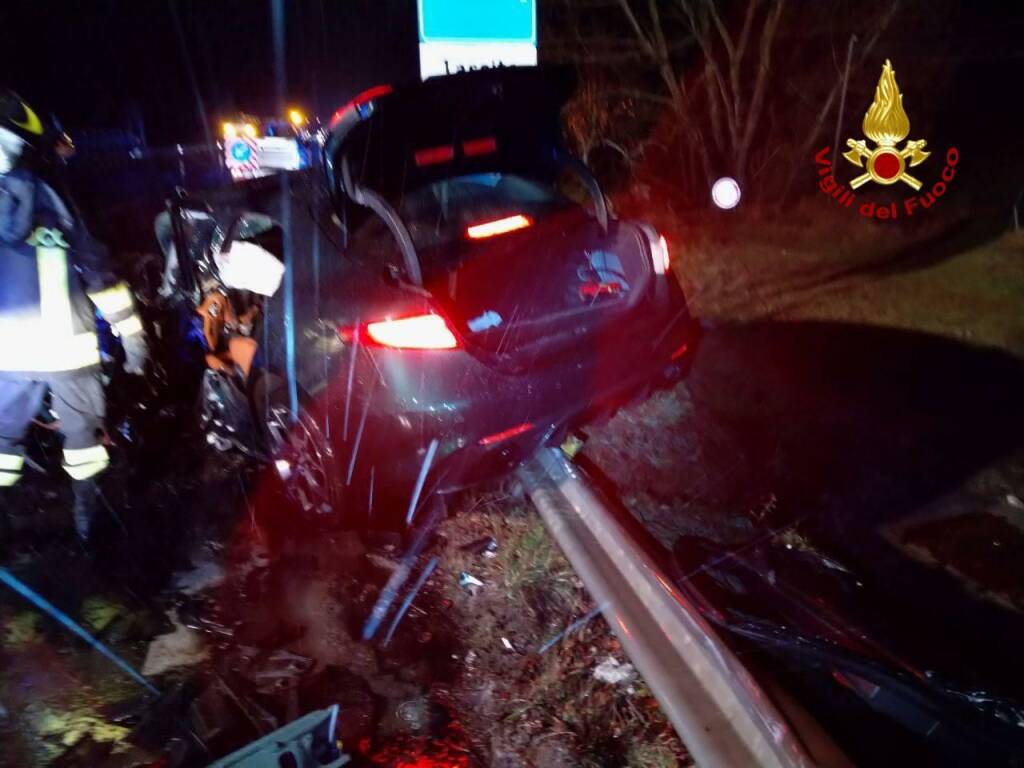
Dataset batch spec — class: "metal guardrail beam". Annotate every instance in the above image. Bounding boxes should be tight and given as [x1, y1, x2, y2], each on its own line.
[518, 447, 819, 768]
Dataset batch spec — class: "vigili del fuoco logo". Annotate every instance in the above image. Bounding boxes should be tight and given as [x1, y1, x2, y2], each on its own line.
[814, 59, 958, 221]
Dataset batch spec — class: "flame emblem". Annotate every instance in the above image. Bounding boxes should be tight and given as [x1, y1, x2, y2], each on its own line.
[843, 60, 930, 189]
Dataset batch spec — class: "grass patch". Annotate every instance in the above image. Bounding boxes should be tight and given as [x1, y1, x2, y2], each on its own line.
[627, 739, 689, 768]
[502, 519, 577, 609]
[781, 231, 1024, 357]
[652, 192, 1024, 359]
[437, 486, 691, 766]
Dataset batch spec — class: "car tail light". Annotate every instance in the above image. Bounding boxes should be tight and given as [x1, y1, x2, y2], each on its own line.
[466, 214, 532, 240]
[358, 314, 460, 350]
[462, 136, 497, 157]
[414, 145, 455, 167]
[652, 234, 671, 274]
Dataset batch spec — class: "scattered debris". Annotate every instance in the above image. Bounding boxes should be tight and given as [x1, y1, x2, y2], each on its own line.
[174, 549, 227, 595]
[24, 702, 132, 755]
[142, 609, 210, 677]
[245, 649, 315, 695]
[80, 596, 126, 634]
[365, 551, 401, 573]
[459, 536, 498, 556]
[396, 696, 432, 732]
[593, 656, 637, 685]
[3, 610, 41, 648]
[561, 433, 585, 459]
[188, 675, 278, 746]
[363, 506, 442, 641]
[500, 637, 515, 652]
[458, 571, 484, 590]
[538, 602, 607, 654]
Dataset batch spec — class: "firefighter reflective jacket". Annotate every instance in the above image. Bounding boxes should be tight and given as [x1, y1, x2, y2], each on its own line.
[0, 168, 141, 373]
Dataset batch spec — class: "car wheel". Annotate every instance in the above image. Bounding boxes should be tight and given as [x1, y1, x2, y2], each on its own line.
[251, 372, 339, 521]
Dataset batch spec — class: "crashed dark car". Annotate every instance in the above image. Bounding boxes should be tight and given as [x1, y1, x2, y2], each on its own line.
[155, 67, 698, 529]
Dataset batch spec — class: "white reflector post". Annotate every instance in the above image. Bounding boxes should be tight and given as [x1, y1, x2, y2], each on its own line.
[712, 177, 742, 209]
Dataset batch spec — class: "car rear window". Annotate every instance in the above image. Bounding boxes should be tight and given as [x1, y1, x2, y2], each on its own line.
[398, 173, 569, 249]
[349, 172, 576, 274]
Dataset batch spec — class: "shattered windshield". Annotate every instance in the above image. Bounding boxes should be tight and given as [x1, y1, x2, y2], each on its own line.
[2, 2, 1024, 767]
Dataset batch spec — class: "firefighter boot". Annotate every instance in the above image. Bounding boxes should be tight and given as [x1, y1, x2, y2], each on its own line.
[71, 478, 100, 544]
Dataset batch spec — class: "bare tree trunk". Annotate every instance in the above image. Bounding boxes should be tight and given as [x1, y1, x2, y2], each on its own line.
[734, 0, 786, 187]
[680, 0, 785, 186]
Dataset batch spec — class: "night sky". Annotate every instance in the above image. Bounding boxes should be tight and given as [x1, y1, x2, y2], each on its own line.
[2, 0, 1021, 183]
[0, 0, 419, 145]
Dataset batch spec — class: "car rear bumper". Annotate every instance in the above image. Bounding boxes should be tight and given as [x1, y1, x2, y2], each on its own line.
[332, 279, 698, 527]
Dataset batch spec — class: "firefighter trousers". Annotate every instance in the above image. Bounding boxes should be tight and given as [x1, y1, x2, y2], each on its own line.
[0, 371, 108, 488]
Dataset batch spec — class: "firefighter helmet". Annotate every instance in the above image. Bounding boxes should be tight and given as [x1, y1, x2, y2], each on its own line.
[0, 90, 46, 146]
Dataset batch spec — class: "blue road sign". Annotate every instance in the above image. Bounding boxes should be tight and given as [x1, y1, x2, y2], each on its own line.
[419, 0, 536, 44]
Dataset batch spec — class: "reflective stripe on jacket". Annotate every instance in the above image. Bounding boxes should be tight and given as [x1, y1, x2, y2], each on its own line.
[0, 172, 140, 373]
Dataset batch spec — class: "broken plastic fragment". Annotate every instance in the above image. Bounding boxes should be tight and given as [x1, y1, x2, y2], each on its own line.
[142, 609, 210, 677]
[593, 656, 636, 685]
[467, 310, 502, 333]
[459, 536, 498, 556]
[458, 572, 484, 589]
[561, 434, 585, 459]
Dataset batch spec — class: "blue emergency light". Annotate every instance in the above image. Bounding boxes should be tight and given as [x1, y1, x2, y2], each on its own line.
[230, 141, 253, 162]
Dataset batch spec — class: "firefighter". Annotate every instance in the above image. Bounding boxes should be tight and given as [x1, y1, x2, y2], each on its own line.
[0, 91, 147, 544]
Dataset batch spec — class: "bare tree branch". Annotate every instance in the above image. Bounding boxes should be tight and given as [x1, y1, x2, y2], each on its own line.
[614, 89, 676, 106]
[616, 0, 657, 58]
[706, 0, 736, 61]
[649, 0, 671, 62]
[682, 0, 738, 147]
[728, 0, 760, 121]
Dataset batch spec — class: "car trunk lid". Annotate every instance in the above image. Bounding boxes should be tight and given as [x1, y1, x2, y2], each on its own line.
[423, 210, 652, 364]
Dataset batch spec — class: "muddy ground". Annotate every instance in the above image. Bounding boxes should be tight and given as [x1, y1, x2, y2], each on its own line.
[0, 413, 685, 768]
